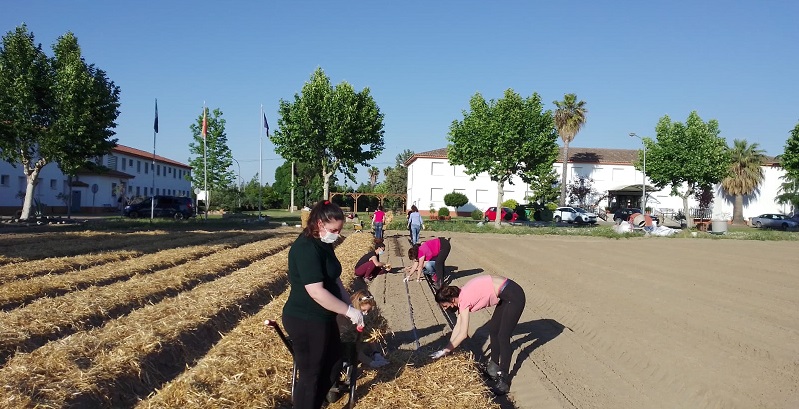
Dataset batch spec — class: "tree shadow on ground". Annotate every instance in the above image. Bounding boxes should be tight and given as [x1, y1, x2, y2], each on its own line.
[471, 318, 568, 377]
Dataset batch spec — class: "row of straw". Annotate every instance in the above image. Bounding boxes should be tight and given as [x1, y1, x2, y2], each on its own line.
[0, 233, 295, 365]
[0, 242, 295, 407]
[0, 230, 170, 263]
[138, 232, 499, 408]
[0, 231, 264, 310]
[0, 230, 251, 282]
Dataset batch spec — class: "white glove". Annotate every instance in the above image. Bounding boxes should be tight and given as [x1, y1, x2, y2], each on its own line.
[345, 305, 364, 327]
[430, 349, 449, 359]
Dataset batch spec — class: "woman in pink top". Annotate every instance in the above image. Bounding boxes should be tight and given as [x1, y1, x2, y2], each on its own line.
[371, 206, 385, 239]
[431, 274, 525, 395]
[404, 237, 451, 288]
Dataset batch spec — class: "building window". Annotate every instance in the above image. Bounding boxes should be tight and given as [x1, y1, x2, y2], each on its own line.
[453, 165, 467, 177]
[0, 174, 9, 186]
[129, 159, 133, 167]
[144, 162, 148, 174]
[612, 168, 624, 181]
[137, 160, 141, 173]
[430, 188, 443, 203]
[475, 189, 489, 205]
[50, 179, 57, 190]
[431, 162, 445, 176]
[157, 164, 161, 176]
[136, 186, 140, 196]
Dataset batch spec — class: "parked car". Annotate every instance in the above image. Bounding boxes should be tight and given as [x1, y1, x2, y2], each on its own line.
[554, 206, 598, 224]
[484, 206, 518, 222]
[124, 195, 195, 219]
[613, 208, 660, 225]
[749, 213, 799, 230]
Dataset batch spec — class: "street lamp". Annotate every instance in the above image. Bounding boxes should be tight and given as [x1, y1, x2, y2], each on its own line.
[629, 133, 646, 210]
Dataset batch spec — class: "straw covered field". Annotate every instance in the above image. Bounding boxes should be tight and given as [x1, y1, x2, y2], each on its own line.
[0, 225, 498, 409]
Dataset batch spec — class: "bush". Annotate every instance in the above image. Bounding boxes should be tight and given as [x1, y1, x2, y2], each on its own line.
[502, 199, 519, 209]
[444, 192, 469, 209]
[438, 207, 450, 216]
[471, 209, 483, 220]
[545, 202, 558, 211]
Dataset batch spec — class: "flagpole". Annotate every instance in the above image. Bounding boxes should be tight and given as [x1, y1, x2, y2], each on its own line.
[203, 103, 208, 221]
[151, 98, 157, 220]
[290, 161, 295, 213]
[259, 104, 263, 220]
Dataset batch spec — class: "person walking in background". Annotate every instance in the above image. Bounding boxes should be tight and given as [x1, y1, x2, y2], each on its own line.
[430, 274, 526, 395]
[405, 236, 450, 288]
[282, 200, 364, 409]
[407, 205, 423, 245]
[372, 205, 385, 239]
[354, 238, 391, 281]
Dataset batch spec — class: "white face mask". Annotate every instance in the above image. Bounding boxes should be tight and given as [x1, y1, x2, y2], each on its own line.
[319, 224, 340, 244]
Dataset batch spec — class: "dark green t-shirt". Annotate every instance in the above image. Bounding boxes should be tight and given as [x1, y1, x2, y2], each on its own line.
[283, 233, 343, 322]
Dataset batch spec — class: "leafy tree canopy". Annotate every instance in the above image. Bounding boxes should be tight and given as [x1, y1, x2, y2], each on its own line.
[0, 25, 120, 219]
[270, 67, 385, 200]
[644, 111, 730, 226]
[448, 89, 558, 224]
[781, 121, 799, 178]
[188, 108, 234, 192]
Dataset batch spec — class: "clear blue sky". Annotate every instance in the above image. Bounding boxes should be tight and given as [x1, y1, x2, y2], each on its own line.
[4, 1, 798, 186]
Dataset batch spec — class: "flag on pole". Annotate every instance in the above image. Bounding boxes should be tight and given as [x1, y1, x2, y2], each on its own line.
[263, 113, 269, 135]
[202, 107, 207, 138]
[153, 99, 159, 133]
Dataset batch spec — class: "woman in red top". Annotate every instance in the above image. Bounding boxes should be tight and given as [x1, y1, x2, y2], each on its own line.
[372, 205, 385, 239]
[431, 274, 526, 395]
[405, 237, 450, 288]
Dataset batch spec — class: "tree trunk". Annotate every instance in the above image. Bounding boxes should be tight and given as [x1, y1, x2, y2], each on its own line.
[732, 194, 745, 225]
[495, 180, 505, 228]
[559, 142, 570, 206]
[20, 165, 43, 220]
[322, 170, 333, 202]
[682, 194, 693, 228]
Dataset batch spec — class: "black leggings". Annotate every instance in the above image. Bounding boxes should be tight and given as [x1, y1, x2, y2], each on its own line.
[487, 279, 526, 373]
[434, 238, 451, 287]
[282, 315, 342, 409]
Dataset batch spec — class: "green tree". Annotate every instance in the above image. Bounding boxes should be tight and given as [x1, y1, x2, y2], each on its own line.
[776, 173, 799, 214]
[448, 89, 559, 226]
[188, 108, 234, 211]
[368, 166, 380, 186]
[271, 67, 385, 200]
[781, 121, 799, 179]
[376, 149, 413, 211]
[644, 111, 731, 227]
[525, 168, 560, 205]
[272, 160, 328, 209]
[720, 139, 765, 224]
[0, 25, 120, 219]
[553, 93, 588, 206]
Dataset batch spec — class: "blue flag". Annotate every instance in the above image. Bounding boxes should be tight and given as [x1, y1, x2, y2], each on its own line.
[263, 113, 269, 134]
[154, 99, 159, 133]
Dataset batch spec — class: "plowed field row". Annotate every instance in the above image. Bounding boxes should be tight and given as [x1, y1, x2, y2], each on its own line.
[0, 230, 174, 263]
[0, 230, 248, 282]
[0, 232, 259, 310]
[0, 249, 292, 408]
[0, 233, 295, 364]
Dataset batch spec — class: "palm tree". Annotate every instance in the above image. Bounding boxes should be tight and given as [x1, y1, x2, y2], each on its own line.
[720, 139, 765, 224]
[553, 94, 588, 206]
[368, 166, 380, 186]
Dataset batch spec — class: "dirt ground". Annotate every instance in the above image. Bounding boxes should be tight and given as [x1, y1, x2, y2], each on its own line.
[366, 230, 799, 409]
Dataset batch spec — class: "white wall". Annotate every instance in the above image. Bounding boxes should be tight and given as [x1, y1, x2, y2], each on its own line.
[407, 155, 786, 220]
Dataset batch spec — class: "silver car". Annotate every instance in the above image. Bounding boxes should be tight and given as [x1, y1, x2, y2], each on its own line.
[749, 214, 799, 230]
[554, 206, 598, 224]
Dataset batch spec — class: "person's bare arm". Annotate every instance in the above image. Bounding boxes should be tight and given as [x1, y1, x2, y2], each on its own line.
[305, 281, 350, 314]
[446, 308, 470, 351]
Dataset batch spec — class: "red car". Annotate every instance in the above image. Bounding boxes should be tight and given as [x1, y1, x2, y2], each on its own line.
[484, 207, 518, 222]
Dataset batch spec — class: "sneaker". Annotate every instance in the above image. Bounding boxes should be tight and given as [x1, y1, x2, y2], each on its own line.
[483, 360, 500, 380]
[492, 371, 510, 395]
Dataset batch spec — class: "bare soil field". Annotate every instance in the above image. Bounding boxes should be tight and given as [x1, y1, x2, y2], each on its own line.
[370, 230, 799, 409]
[1, 224, 796, 409]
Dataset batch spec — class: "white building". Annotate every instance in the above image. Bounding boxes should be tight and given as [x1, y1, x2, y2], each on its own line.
[405, 147, 787, 220]
[0, 144, 192, 215]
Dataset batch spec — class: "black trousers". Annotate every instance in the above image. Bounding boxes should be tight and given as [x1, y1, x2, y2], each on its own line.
[487, 279, 525, 374]
[434, 237, 451, 287]
[283, 315, 342, 409]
